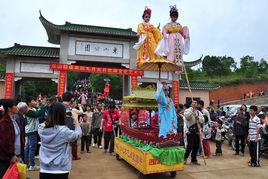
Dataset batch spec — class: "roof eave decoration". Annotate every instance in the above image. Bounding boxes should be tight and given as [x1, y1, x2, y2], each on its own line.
[39, 11, 61, 44]
[39, 11, 137, 45]
[184, 55, 202, 67]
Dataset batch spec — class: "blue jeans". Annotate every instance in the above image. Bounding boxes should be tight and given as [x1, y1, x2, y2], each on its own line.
[24, 134, 37, 167]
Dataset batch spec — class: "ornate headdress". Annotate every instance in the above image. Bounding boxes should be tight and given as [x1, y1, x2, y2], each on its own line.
[143, 6, 152, 15]
[169, 5, 178, 16]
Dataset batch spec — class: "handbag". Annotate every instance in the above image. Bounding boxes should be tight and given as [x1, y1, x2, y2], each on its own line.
[3, 163, 19, 179]
[17, 163, 26, 179]
[188, 123, 198, 134]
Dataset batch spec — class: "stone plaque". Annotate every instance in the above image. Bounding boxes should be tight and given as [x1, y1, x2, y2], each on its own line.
[75, 41, 123, 58]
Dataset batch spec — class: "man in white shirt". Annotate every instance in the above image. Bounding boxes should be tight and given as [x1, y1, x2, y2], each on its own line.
[248, 105, 262, 167]
[184, 100, 204, 165]
[197, 100, 211, 123]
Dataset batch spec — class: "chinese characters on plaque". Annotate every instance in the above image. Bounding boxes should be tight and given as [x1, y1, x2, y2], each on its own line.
[75, 41, 123, 58]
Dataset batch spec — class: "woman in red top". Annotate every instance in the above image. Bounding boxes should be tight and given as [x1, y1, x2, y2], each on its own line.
[101, 103, 120, 155]
[0, 99, 19, 178]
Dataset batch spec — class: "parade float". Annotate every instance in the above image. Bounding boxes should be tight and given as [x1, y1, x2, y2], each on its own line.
[114, 5, 193, 177]
[115, 88, 184, 177]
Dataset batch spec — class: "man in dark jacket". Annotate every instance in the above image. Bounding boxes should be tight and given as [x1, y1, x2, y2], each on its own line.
[233, 107, 247, 156]
[62, 92, 80, 160]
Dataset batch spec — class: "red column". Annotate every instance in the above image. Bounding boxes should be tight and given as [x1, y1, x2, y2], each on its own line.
[57, 71, 67, 97]
[172, 80, 179, 105]
[4, 73, 14, 99]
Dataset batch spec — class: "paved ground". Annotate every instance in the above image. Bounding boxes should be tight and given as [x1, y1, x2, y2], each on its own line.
[28, 141, 268, 179]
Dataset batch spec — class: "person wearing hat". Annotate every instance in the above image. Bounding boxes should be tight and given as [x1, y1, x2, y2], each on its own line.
[100, 103, 120, 155]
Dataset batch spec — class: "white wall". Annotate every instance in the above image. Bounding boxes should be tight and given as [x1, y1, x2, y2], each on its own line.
[179, 89, 210, 107]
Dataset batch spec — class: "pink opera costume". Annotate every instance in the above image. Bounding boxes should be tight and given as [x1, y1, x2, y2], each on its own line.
[155, 5, 190, 65]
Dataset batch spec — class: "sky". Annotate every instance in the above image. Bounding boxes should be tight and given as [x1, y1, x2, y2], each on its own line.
[0, 0, 268, 63]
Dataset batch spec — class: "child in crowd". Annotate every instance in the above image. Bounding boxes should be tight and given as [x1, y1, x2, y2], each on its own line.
[80, 114, 91, 153]
[202, 115, 211, 158]
[214, 120, 225, 156]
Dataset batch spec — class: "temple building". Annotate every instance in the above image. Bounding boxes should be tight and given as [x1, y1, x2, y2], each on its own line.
[0, 12, 219, 107]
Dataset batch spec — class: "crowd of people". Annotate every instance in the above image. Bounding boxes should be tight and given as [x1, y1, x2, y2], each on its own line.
[0, 91, 267, 178]
[176, 100, 268, 167]
[0, 92, 122, 179]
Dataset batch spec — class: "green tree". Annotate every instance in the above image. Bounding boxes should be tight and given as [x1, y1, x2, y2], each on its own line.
[202, 55, 235, 76]
[221, 56, 237, 72]
[258, 58, 268, 73]
[238, 56, 258, 77]
[21, 80, 57, 100]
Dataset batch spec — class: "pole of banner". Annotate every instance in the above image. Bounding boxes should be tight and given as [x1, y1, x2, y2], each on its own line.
[182, 63, 207, 165]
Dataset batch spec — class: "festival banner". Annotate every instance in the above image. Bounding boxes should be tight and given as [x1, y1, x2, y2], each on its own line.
[57, 71, 67, 97]
[50, 63, 144, 76]
[131, 76, 138, 90]
[4, 73, 14, 99]
[172, 80, 179, 105]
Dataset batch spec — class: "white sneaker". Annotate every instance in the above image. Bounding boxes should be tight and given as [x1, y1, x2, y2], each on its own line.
[35, 155, 40, 159]
[98, 146, 102, 149]
[28, 165, 40, 171]
[92, 143, 96, 148]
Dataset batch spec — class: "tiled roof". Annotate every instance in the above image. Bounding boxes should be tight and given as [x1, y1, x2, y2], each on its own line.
[180, 80, 219, 90]
[39, 12, 137, 44]
[0, 44, 201, 67]
[0, 43, 59, 58]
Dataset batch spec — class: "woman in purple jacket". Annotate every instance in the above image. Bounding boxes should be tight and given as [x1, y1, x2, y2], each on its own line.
[0, 99, 19, 178]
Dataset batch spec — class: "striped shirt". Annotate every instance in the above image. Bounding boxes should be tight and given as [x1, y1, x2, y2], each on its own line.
[248, 115, 261, 141]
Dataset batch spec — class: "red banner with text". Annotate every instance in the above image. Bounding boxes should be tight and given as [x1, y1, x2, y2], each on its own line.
[4, 73, 14, 99]
[50, 63, 144, 76]
[57, 71, 67, 97]
[172, 80, 179, 105]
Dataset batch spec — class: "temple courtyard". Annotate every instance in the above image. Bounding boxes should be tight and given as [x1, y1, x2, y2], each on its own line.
[26, 141, 268, 179]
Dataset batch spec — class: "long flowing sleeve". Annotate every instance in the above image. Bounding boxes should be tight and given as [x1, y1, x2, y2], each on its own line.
[155, 82, 167, 106]
[137, 23, 145, 36]
[181, 26, 190, 55]
[152, 26, 162, 43]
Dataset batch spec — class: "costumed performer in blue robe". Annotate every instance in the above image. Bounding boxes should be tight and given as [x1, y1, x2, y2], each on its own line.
[155, 81, 177, 138]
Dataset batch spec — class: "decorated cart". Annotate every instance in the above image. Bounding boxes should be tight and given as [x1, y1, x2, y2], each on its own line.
[115, 88, 185, 177]
[113, 5, 202, 177]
